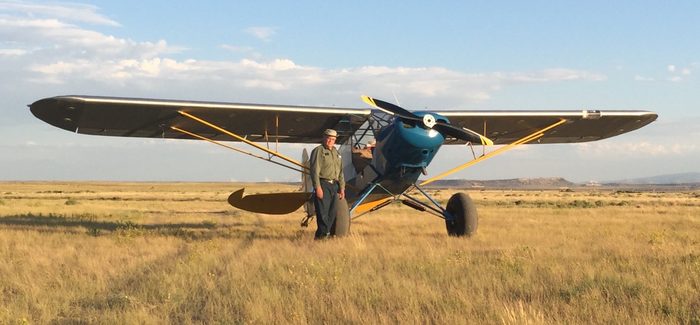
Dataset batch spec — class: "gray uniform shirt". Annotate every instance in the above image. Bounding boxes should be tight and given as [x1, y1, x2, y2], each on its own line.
[310, 145, 345, 190]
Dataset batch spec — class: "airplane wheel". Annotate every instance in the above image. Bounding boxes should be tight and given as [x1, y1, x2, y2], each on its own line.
[331, 198, 350, 237]
[445, 193, 478, 237]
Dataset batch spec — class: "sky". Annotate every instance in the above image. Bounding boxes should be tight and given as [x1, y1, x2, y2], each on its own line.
[1, 0, 698, 183]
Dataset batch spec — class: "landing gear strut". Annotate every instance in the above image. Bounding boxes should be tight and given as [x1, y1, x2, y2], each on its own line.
[348, 182, 479, 237]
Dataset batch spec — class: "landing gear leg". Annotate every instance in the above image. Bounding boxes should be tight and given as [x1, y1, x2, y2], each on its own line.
[401, 185, 477, 238]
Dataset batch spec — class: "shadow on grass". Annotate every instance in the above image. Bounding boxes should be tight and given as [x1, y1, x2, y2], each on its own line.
[0, 213, 306, 242]
[0, 213, 217, 231]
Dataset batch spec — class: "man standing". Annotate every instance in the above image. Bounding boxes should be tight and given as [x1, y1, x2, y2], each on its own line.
[309, 129, 345, 240]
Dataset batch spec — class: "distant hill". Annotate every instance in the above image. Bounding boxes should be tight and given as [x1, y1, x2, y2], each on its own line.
[423, 177, 574, 189]
[419, 174, 700, 190]
[608, 172, 700, 185]
[285, 173, 699, 190]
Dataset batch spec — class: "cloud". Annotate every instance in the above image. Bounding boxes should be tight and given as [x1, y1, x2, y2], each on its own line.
[221, 45, 253, 53]
[1, 4, 608, 108]
[536, 68, 607, 82]
[0, 48, 26, 55]
[0, 17, 183, 60]
[634, 75, 654, 81]
[26, 60, 607, 104]
[9, 20, 606, 104]
[245, 26, 277, 41]
[663, 64, 692, 81]
[0, 0, 119, 26]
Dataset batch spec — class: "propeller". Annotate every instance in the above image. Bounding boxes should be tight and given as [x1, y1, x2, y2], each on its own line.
[362, 95, 493, 146]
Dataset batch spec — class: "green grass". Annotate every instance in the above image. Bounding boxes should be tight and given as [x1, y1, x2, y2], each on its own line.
[0, 182, 699, 324]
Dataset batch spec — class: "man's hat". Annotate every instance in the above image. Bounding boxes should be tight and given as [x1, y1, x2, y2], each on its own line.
[324, 129, 338, 137]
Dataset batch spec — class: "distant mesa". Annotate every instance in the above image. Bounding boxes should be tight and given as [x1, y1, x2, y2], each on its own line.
[607, 172, 700, 185]
[281, 173, 700, 190]
[420, 172, 700, 190]
[423, 177, 574, 190]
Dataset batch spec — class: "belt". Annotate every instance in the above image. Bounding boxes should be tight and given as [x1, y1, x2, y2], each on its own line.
[320, 178, 337, 184]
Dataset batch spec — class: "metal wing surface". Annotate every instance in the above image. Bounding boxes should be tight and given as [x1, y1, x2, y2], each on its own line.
[30, 96, 371, 144]
[433, 110, 658, 145]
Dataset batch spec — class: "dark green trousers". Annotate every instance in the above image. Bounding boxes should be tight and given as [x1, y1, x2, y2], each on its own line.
[314, 181, 338, 239]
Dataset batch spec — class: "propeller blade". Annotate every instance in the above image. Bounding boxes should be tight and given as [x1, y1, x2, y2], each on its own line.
[361, 95, 420, 121]
[434, 122, 494, 146]
[361, 95, 493, 146]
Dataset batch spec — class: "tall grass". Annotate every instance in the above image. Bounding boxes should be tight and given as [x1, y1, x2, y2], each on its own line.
[0, 182, 698, 324]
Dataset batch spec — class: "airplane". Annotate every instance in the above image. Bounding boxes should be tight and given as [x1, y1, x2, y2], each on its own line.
[29, 95, 657, 237]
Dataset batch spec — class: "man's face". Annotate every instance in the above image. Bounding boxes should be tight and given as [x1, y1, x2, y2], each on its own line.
[323, 135, 337, 148]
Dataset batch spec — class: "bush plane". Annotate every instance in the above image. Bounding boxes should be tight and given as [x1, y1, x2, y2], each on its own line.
[30, 95, 657, 237]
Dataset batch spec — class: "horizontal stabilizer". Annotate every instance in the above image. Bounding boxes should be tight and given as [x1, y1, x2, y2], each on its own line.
[228, 189, 311, 214]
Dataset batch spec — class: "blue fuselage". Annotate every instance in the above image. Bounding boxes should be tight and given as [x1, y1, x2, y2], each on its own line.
[348, 113, 448, 199]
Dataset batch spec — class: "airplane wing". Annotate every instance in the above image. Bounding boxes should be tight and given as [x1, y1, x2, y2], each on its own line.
[30, 96, 657, 145]
[30, 96, 371, 144]
[433, 110, 658, 145]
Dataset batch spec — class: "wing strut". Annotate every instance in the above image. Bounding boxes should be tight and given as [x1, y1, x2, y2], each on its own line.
[175, 111, 308, 172]
[171, 126, 307, 174]
[420, 119, 568, 186]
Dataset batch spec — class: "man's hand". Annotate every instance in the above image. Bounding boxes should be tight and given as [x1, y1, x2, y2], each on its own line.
[315, 187, 323, 199]
[339, 189, 345, 200]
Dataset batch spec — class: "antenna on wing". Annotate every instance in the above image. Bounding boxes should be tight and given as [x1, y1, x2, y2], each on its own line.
[392, 90, 401, 106]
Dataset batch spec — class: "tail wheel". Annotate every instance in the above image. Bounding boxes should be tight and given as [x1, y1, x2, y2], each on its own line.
[445, 193, 478, 237]
[331, 198, 350, 237]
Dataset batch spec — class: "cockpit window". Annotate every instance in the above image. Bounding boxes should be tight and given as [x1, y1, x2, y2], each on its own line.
[401, 119, 416, 129]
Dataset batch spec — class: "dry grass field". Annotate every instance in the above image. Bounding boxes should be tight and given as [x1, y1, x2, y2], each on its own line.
[1, 182, 699, 324]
